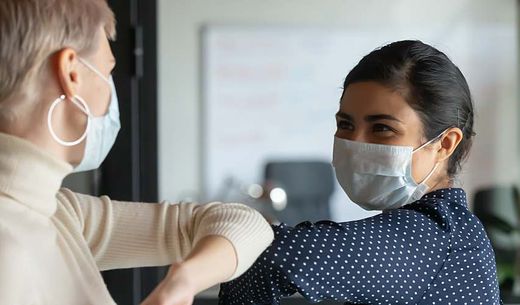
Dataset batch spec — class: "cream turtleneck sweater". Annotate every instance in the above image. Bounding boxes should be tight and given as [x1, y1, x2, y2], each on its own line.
[0, 133, 274, 305]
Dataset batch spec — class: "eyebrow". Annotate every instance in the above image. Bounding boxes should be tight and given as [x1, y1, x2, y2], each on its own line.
[336, 112, 403, 123]
[365, 114, 403, 123]
[335, 112, 353, 121]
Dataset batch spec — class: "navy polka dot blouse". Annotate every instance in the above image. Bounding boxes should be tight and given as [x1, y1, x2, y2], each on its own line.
[219, 188, 502, 305]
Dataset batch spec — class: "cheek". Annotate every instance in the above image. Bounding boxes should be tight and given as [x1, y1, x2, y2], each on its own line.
[78, 78, 111, 117]
[411, 150, 437, 183]
[411, 154, 427, 183]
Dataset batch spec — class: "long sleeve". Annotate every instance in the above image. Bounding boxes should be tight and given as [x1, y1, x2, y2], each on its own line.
[55, 188, 274, 280]
[219, 203, 452, 305]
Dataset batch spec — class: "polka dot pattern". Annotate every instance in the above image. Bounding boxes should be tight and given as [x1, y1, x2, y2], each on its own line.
[219, 188, 501, 305]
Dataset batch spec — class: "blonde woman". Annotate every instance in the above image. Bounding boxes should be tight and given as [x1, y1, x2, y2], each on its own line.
[0, 0, 274, 304]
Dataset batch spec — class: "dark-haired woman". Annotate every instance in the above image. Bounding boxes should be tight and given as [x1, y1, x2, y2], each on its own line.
[219, 40, 501, 305]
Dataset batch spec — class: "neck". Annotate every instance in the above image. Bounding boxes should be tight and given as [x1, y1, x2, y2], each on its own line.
[0, 108, 80, 167]
[0, 132, 73, 216]
[428, 175, 453, 192]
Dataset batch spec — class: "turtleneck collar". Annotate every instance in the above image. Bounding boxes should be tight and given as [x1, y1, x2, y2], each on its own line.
[0, 132, 73, 217]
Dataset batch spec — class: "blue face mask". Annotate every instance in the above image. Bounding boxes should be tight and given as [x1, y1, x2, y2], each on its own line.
[332, 133, 444, 211]
[47, 58, 121, 172]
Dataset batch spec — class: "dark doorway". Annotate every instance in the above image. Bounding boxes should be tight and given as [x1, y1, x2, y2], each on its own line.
[100, 0, 160, 304]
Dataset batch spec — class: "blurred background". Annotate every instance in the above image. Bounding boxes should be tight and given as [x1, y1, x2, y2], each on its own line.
[63, 0, 520, 304]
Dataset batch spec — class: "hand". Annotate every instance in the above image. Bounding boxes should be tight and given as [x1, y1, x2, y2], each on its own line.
[140, 263, 196, 305]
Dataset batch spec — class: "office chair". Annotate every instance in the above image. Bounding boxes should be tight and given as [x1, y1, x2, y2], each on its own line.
[474, 186, 520, 260]
[473, 185, 520, 297]
[264, 160, 335, 226]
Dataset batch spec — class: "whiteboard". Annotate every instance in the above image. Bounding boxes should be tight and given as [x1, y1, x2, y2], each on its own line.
[201, 25, 517, 221]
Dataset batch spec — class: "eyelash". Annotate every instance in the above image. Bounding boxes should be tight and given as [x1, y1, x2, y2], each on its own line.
[372, 124, 395, 133]
[337, 120, 354, 130]
[337, 121, 396, 133]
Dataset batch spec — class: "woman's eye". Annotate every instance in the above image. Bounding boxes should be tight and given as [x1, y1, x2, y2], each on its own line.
[337, 120, 354, 131]
[372, 124, 394, 133]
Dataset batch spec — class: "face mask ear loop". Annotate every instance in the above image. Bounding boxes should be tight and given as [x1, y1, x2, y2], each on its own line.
[412, 129, 447, 187]
[78, 57, 111, 84]
[413, 135, 441, 153]
[419, 162, 439, 185]
[412, 129, 450, 154]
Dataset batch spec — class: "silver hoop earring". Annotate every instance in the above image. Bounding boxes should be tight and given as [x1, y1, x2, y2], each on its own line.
[47, 95, 91, 146]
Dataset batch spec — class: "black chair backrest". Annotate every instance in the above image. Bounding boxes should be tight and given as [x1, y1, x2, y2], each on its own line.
[264, 160, 335, 225]
[473, 186, 520, 258]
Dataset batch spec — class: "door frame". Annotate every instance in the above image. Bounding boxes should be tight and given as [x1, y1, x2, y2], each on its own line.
[101, 0, 160, 304]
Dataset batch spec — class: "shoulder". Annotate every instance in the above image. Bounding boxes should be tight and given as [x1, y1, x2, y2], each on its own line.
[54, 188, 85, 227]
[55, 188, 111, 224]
[270, 206, 451, 248]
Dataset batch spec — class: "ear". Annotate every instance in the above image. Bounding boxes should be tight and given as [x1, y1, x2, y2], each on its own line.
[435, 127, 464, 162]
[52, 48, 81, 99]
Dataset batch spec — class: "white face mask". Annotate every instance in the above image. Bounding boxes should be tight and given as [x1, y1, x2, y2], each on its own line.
[332, 133, 443, 210]
[47, 58, 121, 172]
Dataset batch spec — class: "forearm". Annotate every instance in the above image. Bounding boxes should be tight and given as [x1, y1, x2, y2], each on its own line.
[189, 202, 274, 280]
[65, 188, 273, 272]
[177, 235, 237, 293]
[141, 235, 237, 305]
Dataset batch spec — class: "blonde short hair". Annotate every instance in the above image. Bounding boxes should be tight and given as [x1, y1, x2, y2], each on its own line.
[0, 0, 115, 111]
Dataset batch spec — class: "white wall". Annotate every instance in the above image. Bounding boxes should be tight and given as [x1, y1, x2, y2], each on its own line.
[158, 0, 518, 215]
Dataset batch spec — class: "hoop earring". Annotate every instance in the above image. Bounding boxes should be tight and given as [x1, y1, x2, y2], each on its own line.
[47, 95, 91, 146]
